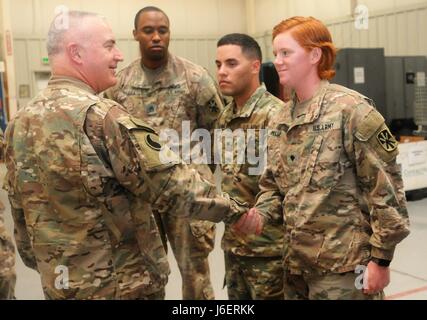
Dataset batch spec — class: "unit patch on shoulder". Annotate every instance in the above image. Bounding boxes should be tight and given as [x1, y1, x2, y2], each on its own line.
[145, 133, 162, 151]
[376, 128, 397, 152]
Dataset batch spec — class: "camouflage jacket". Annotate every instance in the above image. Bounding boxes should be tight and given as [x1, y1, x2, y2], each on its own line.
[255, 80, 410, 274]
[0, 205, 15, 300]
[216, 85, 284, 257]
[104, 53, 223, 141]
[104, 53, 223, 233]
[0, 128, 16, 299]
[3, 76, 236, 299]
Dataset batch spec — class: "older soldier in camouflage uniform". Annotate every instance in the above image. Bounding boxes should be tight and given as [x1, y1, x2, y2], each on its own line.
[215, 34, 284, 299]
[3, 11, 241, 300]
[235, 17, 410, 300]
[0, 129, 16, 300]
[104, 6, 222, 300]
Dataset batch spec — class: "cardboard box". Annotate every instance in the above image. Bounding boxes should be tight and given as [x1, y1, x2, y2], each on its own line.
[399, 136, 425, 143]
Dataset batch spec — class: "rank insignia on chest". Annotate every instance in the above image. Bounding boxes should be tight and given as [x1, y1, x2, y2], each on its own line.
[287, 154, 298, 164]
[145, 103, 157, 116]
[377, 128, 398, 152]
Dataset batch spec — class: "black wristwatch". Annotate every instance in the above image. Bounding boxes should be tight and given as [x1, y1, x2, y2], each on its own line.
[370, 257, 391, 267]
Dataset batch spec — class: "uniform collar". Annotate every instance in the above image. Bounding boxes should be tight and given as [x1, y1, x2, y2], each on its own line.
[48, 76, 96, 94]
[221, 84, 267, 124]
[131, 53, 178, 89]
[276, 80, 329, 128]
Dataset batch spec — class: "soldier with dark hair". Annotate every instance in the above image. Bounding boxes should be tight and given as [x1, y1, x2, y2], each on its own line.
[105, 6, 223, 300]
[215, 33, 285, 300]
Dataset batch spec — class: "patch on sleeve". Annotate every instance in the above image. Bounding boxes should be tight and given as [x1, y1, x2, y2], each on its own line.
[131, 129, 180, 171]
[145, 133, 162, 151]
[358, 124, 399, 163]
[117, 116, 180, 171]
[376, 127, 398, 152]
[355, 110, 398, 162]
[354, 110, 385, 141]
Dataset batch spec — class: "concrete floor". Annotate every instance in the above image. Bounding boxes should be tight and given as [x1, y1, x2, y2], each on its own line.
[1, 163, 426, 300]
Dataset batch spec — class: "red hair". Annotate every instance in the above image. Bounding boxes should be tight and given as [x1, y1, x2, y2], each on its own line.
[273, 16, 337, 80]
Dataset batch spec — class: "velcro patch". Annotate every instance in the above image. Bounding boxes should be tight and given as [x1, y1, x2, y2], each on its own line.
[132, 130, 180, 171]
[117, 116, 179, 171]
[355, 110, 385, 141]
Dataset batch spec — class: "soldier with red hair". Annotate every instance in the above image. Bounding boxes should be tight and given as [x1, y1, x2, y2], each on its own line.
[234, 16, 410, 300]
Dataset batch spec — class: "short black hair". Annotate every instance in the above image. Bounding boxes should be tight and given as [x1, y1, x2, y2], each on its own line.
[217, 33, 262, 61]
[134, 6, 169, 30]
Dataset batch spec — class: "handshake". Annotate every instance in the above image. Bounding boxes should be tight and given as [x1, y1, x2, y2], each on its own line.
[230, 206, 265, 236]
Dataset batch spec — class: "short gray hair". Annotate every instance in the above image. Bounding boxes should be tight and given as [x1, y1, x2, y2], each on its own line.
[47, 10, 103, 56]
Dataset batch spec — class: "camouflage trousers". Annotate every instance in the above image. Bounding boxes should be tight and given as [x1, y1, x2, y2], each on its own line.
[0, 276, 15, 300]
[155, 211, 216, 300]
[122, 289, 165, 300]
[283, 270, 384, 300]
[224, 252, 284, 300]
[0, 218, 16, 299]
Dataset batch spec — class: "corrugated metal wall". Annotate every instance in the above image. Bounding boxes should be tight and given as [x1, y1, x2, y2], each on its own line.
[10, 0, 245, 108]
[10, 1, 427, 109]
[328, 5, 427, 55]
[12, 35, 220, 109]
[257, 3, 427, 63]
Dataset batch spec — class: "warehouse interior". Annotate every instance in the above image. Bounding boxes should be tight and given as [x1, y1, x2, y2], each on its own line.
[0, 0, 426, 300]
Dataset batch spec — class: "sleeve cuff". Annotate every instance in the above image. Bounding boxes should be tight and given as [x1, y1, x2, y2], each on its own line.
[256, 208, 271, 222]
[371, 246, 395, 261]
[223, 193, 249, 223]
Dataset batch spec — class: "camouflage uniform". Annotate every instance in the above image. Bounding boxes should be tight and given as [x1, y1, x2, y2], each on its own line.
[105, 54, 223, 299]
[0, 202, 15, 300]
[3, 76, 240, 300]
[0, 127, 16, 299]
[255, 80, 410, 300]
[216, 85, 284, 299]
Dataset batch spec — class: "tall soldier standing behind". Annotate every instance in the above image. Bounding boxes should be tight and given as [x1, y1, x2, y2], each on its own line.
[0, 129, 16, 300]
[3, 11, 241, 300]
[105, 6, 223, 300]
[215, 34, 284, 299]
[235, 16, 410, 300]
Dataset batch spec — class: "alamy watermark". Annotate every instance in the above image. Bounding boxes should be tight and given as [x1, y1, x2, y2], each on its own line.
[54, 5, 70, 31]
[54, 265, 69, 290]
[159, 121, 268, 176]
[354, 4, 369, 30]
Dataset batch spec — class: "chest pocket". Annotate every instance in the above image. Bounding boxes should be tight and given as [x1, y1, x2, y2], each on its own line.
[301, 129, 343, 189]
[170, 97, 195, 134]
[268, 134, 289, 192]
[80, 134, 115, 197]
[238, 126, 264, 175]
[121, 87, 186, 130]
[220, 124, 265, 177]
[117, 89, 144, 119]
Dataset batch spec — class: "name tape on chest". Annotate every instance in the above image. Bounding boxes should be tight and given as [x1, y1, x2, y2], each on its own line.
[309, 121, 341, 133]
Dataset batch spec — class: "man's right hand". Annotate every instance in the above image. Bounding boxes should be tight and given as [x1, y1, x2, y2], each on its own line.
[232, 207, 264, 236]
